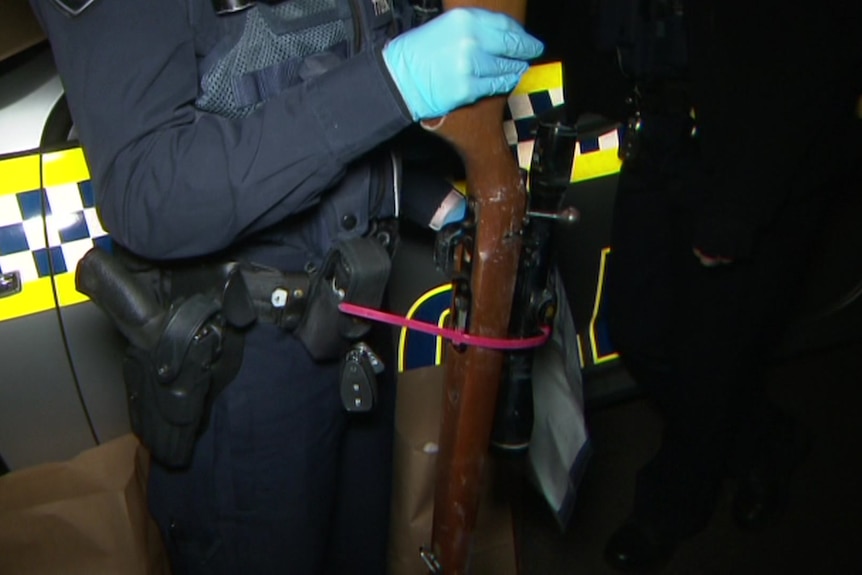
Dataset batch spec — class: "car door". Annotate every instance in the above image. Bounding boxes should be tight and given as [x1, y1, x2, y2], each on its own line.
[0, 149, 99, 470]
[0, 39, 128, 470]
[43, 147, 131, 452]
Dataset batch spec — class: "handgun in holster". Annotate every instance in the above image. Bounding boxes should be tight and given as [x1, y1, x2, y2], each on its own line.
[76, 247, 249, 468]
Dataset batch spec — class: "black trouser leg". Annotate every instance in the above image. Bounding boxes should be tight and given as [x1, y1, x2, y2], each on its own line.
[324, 325, 397, 575]
[605, 132, 826, 540]
[148, 324, 396, 574]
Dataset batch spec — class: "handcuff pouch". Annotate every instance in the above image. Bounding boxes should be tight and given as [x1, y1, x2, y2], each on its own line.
[295, 236, 391, 361]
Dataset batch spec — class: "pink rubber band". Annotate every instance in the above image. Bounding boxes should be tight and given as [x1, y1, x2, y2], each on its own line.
[338, 302, 550, 351]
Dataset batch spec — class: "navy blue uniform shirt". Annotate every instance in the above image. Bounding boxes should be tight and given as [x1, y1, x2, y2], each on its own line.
[30, 0, 415, 265]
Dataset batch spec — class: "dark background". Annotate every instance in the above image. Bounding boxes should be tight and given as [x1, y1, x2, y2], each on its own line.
[509, 3, 862, 572]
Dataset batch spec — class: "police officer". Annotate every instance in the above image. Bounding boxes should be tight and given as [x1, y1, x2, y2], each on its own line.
[571, 0, 860, 571]
[29, 1, 543, 573]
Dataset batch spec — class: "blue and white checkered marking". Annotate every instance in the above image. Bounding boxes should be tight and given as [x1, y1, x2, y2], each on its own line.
[503, 87, 621, 176]
[504, 87, 566, 169]
[0, 181, 108, 284]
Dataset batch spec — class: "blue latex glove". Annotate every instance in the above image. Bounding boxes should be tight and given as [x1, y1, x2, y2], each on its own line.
[382, 8, 544, 121]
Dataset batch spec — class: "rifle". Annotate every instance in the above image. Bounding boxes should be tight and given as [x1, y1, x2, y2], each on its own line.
[419, 0, 531, 572]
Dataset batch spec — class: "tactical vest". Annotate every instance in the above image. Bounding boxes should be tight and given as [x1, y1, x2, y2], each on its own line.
[196, 0, 402, 269]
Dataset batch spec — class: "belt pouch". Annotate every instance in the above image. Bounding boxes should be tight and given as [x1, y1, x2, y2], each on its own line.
[296, 236, 392, 361]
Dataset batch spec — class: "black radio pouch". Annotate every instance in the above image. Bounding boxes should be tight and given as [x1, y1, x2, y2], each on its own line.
[295, 236, 392, 361]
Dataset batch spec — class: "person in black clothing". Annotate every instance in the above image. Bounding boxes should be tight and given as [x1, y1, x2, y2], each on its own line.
[30, 1, 544, 573]
[548, 0, 861, 571]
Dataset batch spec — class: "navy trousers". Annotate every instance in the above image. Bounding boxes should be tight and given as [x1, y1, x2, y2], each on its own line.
[147, 322, 396, 574]
[604, 114, 826, 539]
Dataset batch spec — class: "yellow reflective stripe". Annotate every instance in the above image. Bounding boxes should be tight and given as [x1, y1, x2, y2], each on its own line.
[397, 283, 453, 372]
[573, 149, 622, 183]
[0, 277, 55, 322]
[42, 147, 90, 186]
[588, 247, 619, 365]
[455, 138, 621, 192]
[512, 62, 562, 96]
[510, 62, 622, 184]
[44, 148, 93, 309]
[575, 335, 586, 370]
[0, 154, 41, 196]
[435, 308, 450, 367]
[0, 147, 95, 323]
[0, 152, 50, 323]
[55, 271, 89, 308]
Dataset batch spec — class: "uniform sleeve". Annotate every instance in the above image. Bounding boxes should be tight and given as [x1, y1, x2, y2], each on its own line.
[30, 0, 412, 260]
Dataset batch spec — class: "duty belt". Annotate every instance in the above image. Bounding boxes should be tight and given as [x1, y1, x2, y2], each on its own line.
[238, 265, 310, 330]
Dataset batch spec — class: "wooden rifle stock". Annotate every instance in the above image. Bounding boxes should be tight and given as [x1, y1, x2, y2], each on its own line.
[426, 0, 529, 572]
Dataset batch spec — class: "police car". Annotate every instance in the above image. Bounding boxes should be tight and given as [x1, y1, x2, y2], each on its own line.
[0, 9, 132, 472]
[2, 2, 861, 473]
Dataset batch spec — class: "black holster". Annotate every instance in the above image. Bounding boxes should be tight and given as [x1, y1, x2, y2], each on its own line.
[77, 232, 393, 464]
[76, 248, 250, 468]
[122, 295, 235, 469]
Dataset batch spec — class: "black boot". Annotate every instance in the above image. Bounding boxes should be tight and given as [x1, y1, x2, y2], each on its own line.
[731, 419, 811, 530]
